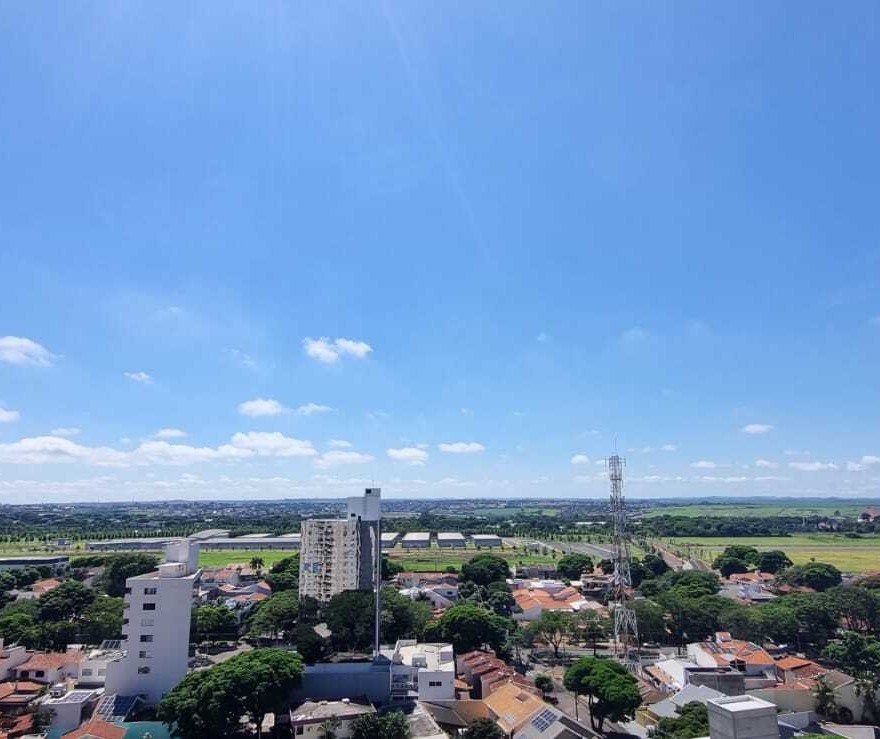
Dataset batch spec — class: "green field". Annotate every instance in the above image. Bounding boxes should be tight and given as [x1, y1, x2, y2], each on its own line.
[385, 545, 557, 572]
[642, 502, 869, 518]
[663, 534, 880, 573]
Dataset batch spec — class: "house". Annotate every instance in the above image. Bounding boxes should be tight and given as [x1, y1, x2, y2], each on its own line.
[13, 650, 82, 684]
[859, 507, 880, 522]
[397, 572, 458, 588]
[0, 641, 27, 681]
[638, 684, 725, 728]
[61, 718, 127, 739]
[289, 699, 375, 738]
[0, 680, 44, 715]
[384, 641, 455, 702]
[686, 632, 775, 678]
[41, 686, 100, 735]
[77, 642, 124, 687]
[400, 586, 458, 611]
[511, 583, 598, 622]
[483, 681, 596, 738]
[514, 564, 558, 579]
[456, 651, 539, 699]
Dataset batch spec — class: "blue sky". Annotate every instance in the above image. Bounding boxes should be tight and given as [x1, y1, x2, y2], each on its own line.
[1, 2, 879, 503]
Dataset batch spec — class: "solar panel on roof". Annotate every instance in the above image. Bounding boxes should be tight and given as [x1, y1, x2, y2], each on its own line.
[530, 708, 557, 732]
[100, 639, 122, 650]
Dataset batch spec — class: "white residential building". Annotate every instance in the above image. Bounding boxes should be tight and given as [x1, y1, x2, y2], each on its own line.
[385, 640, 455, 702]
[41, 687, 99, 735]
[0, 638, 27, 680]
[104, 540, 200, 704]
[707, 695, 780, 739]
[299, 488, 381, 603]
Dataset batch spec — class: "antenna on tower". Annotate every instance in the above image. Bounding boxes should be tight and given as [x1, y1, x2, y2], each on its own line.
[607, 454, 640, 670]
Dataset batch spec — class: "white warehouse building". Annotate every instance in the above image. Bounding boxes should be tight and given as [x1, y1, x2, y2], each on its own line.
[437, 532, 466, 548]
[104, 540, 200, 704]
[401, 532, 431, 549]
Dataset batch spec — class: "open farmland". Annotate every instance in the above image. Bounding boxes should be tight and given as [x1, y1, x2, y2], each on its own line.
[642, 501, 868, 519]
[663, 533, 880, 573]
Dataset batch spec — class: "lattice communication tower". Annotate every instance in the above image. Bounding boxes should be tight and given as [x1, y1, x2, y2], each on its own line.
[607, 454, 640, 668]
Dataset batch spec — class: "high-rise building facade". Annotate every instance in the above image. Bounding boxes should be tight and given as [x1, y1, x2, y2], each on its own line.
[104, 540, 200, 704]
[299, 488, 381, 603]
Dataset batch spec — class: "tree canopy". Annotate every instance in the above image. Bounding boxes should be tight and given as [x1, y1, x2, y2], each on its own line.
[460, 554, 511, 587]
[464, 717, 502, 739]
[564, 656, 641, 731]
[655, 701, 709, 739]
[423, 603, 509, 655]
[556, 553, 594, 580]
[101, 553, 160, 597]
[777, 562, 842, 592]
[351, 710, 409, 739]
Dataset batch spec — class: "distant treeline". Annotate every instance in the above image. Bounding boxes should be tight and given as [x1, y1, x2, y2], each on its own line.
[640, 514, 878, 537]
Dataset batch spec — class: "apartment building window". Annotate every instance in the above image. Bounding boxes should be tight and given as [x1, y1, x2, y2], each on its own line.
[124, 587, 131, 594]
[428, 681, 443, 687]
[140, 634, 153, 643]
[137, 666, 151, 674]
[138, 651, 152, 659]
[141, 619, 154, 627]
[143, 587, 158, 595]
[82, 669, 93, 676]
[142, 603, 156, 611]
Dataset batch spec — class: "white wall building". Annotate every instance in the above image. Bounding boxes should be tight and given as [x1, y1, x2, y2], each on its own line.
[707, 695, 779, 739]
[0, 638, 27, 680]
[104, 540, 200, 704]
[41, 687, 99, 735]
[299, 488, 380, 603]
[385, 640, 455, 702]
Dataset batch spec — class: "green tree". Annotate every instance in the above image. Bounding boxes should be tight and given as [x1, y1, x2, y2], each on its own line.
[526, 610, 574, 658]
[101, 553, 160, 597]
[192, 604, 238, 644]
[0, 570, 16, 593]
[643, 553, 671, 578]
[534, 674, 554, 697]
[662, 570, 720, 598]
[777, 562, 842, 592]
[655, 701, 709, 739]
[351, 710, 409, 739]
[293, 623, 326, 663]
[247, 591, 300, 640]
[461, 554, 511, 587]
[325, 590, 375, 651]
[37, 580, 95, 621]
[80, 597, 125, 644]
[564, 656, 641, 731]
[717, 545, 760, 566]
[556, 554, 594, 580]
[265, 554, 299, 592]
[713, 556, 749, 578]
[823, 586, 880, 634]
[757, 550, 792, 574]
[822, 631, 880, 721]
[158, 648, 303, 739]
[424, 603, 509, 654]
[464, 717, 503, 739]
[633, 599, 667, 643]
[249, 556, 265, 574]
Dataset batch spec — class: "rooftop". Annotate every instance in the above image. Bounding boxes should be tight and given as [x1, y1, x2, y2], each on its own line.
[290, 699, 375, 723]
[484, 681, 547, 734]
[61, 718, 127, 739]
[708, 695, 777, 714]
[387, 641, 454, 672]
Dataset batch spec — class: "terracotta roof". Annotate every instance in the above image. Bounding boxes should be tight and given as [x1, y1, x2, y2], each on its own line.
[484, 681, 546, 734]
[62, 718, 127, 739]
[776, 656, 813, 671]
[16, 651, 81, 672]
[232, 592, 269, 602]
[512, 587, 584, 613]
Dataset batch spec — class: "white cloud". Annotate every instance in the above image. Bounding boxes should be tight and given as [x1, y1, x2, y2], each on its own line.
[754, 459, 779, 469]
[132, 440, 251, 465]
[225, 348, 257, 369]
[438, 442, 485, 454]
[661, 444, 677, 452]
[0, 408, 21, 423]
[690, 460, 717, 469]
[387, 447, 429, 465]
[784, 449, 810, 456]
[51, 427, 80, 437]
[861, 455, 880, 466]
[0, 336, 56, 367]
[124, 371, 153, 384]
[741, 424, 774, 434]
[789, 461, 838, 472]
[328, 439, 352, 449]
[460, 408, 472, 416]
[153, 428, 188, 439]
[295, 402, 333, 416]
[302, 337, 373, 364]
[229, 432, 316, 457]
[0, 436, 130, 466]
[846, 462, 866, 472]
[238, 398, 287, 417]
[700, 476, 748, 483]
[314, 450, 374, 468]
[755, 475, 790, 481]
[570, 454, 591, 465]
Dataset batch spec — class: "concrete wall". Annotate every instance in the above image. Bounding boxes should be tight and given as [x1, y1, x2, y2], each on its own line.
[292, 662, 391, 705]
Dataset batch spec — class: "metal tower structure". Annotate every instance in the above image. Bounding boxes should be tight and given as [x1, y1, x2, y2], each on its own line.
[607, 454, 640, 668]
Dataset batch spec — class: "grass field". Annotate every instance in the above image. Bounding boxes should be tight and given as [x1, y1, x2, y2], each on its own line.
[663, 534, 880, 573]
[385, 545, 557, 572]
[642, 502, 870, 518]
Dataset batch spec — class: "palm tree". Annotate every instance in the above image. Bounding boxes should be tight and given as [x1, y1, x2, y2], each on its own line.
[250, 556, 265, 576]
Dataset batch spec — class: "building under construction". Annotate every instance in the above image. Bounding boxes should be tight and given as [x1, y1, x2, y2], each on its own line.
[299, 488, 381, 604]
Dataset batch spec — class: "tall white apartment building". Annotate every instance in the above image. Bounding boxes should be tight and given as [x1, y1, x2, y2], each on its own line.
[104, 540, 200, 704]
[300, 488, 380, 603]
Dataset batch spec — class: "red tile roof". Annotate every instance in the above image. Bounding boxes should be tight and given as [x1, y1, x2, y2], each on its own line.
[62, 718, 126, 739]
[16, 651, 81, 672]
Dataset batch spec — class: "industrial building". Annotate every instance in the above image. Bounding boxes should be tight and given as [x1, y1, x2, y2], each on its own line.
[381, 532, 401, 548]
[87, 529, 231, 552]
[299, 488, 381, 603]
[104, 539, 200, 704]
[200, 535, 300, 551]
[470, 534, 502, 548]
[437, 532, 466, 548]
[401, 532, 432, 549]
[0, 556, 69, 572]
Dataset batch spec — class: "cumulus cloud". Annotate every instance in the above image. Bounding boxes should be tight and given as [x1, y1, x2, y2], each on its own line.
[238, 398, 287, 417]
[387, 447, 429, 465]
[755, 475, 790, 481]
[303, 337, 373, 364]
[570, 454, 591, 465]
[295, 402, 333, 416]
[690, 460, 717, 469]
[754, 459, 779, 469]
[0, 408, 21, 423]
[846, 462, 865, 472]
[51, 427, 80, 437]
[661, 444, 677, 452]
[0, 436, 130, 466]
[789, 461, 838, 471]
[313, 450, 374, 468]
[328, 439, 352, 449]
[153, 428, 188, 439]
[124, 371, 153, 384]
[741, 424, 774, 434]
[0, 336, 56, 366]
[861, 455, 880, 466]
[229, 432, 316, 457]
[438, 442, 485, 454]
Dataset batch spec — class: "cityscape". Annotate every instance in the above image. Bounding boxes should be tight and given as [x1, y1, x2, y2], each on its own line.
[2, 2, 880, 739]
